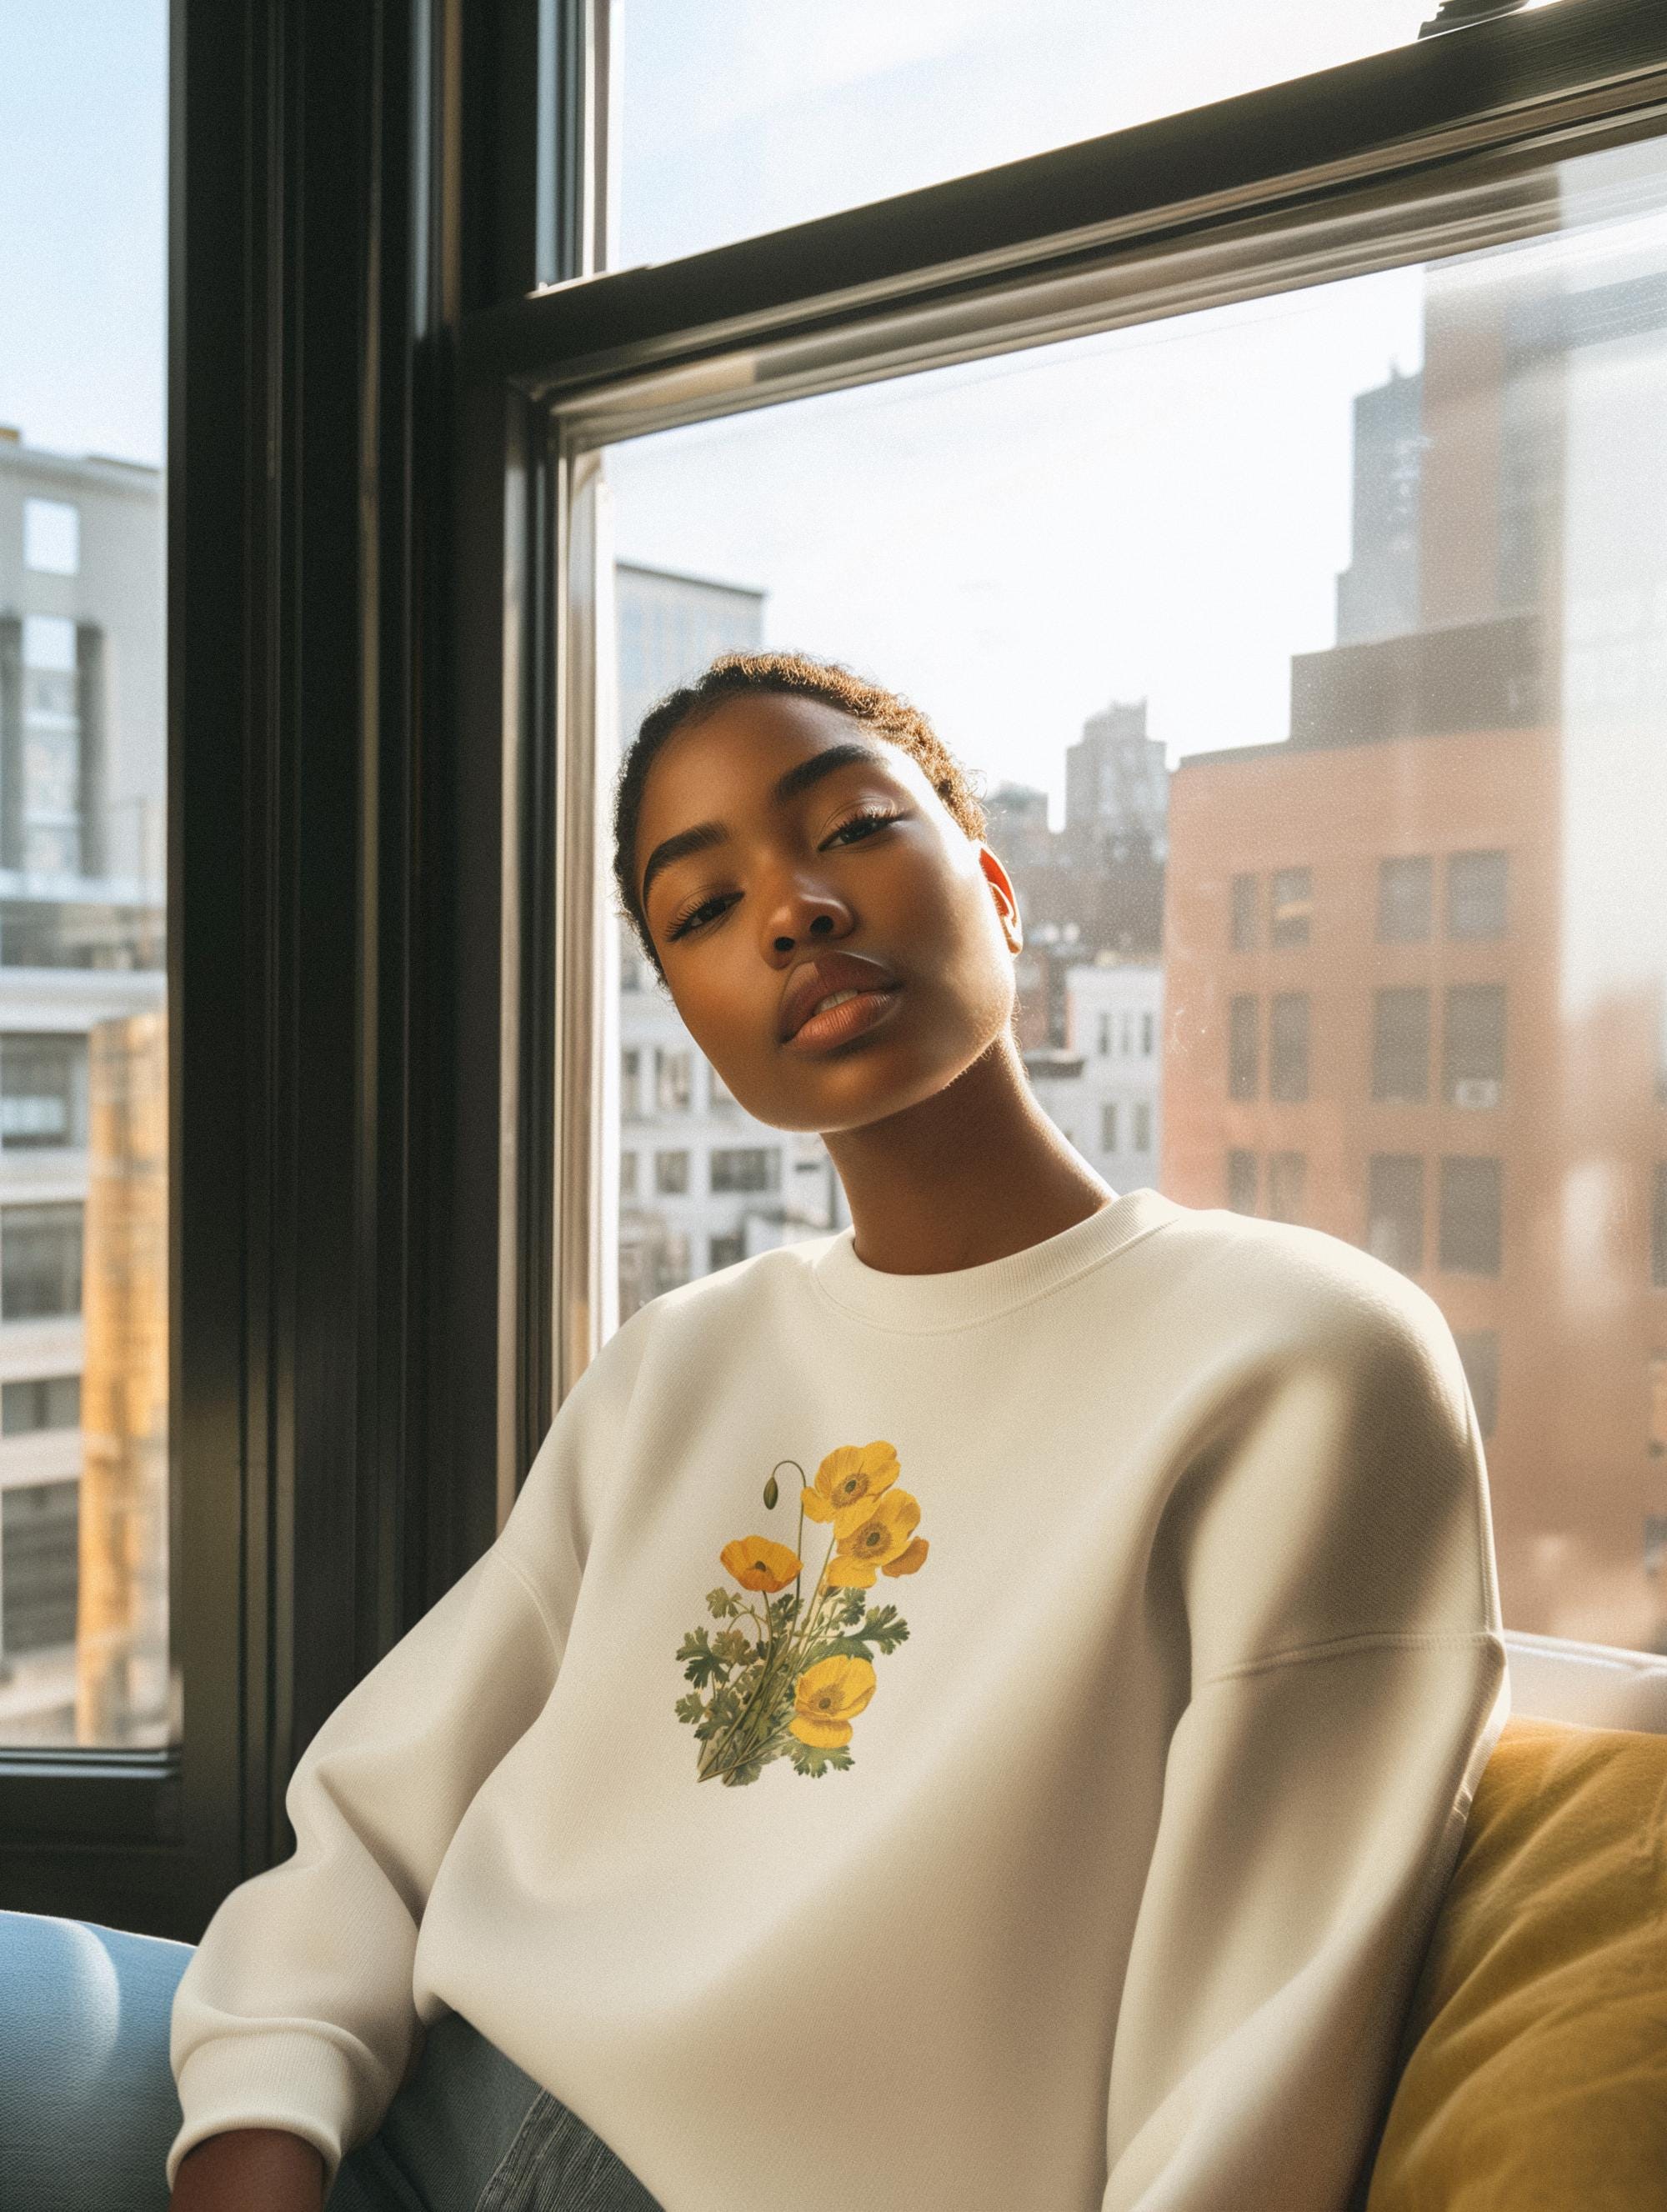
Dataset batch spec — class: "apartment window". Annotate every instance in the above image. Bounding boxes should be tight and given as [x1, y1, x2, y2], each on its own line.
[1373, 988, 1431, 1104]
[0, 1033, 88, 1148]
[1456, 1332, 1500, 1440]
[23, 498, 79, 577]
[1648, 1356, 1667, 1458]
[1, 1202, 84, 1319]
[1447, 850, 1509, 939]
[1133, 1102, 1152, 1154]
[1444, 984, 1506, 1109]
[1378, 856, 1433, 943]
[619, 1149, 638, 1198]
[1231, 872, 1258, 950]
[0, 1479, 79, 1654]
[1229, 994, 1259, 1099]
[620, 1048, 642, 1119]
[1439, 1157, 1503, 1277]
[654, 1149, 690, 1196]
[708, 1231, 746, 1271]
[1367, 1155, 1424, 1274]
[1269, 993, 1310, 1102]
[1140, 1011, 1154, 1058]
[1097, 1013, 1112, 1056]
[1267, 1152, 1307, 1225]
[1269, 867, 1312, 947]
[710, 1148, 779, 1194]
[651, 1230, 692, 1296]
[1654, 1164, 1667, 1290]
[18, 616, 85, 876]
[1, 1374, 82, 1435]
[1227, 1150, 1257, 1215]
[1101, 1100, 1119, 1152]
[655, 1047, 693, 1114]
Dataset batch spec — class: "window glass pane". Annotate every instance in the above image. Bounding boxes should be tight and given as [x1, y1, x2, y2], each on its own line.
[0, 6, 169, 1747]
[1268, 866, 1312, 948]
[1230, 871, 1258, 950]
[603, 133, 1667, 1655]
[618, 0, 1436, 268]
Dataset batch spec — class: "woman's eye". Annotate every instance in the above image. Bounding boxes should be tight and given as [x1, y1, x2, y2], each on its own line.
[666, 811, 901, 940]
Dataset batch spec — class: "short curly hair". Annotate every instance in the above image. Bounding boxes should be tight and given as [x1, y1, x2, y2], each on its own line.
[612, 651, 989, 984]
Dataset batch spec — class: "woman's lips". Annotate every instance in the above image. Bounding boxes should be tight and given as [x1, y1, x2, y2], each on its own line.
[781, 983, 903, 1053]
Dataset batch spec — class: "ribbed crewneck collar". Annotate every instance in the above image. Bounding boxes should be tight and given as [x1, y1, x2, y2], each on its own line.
[808, 1185, 1181, 1334]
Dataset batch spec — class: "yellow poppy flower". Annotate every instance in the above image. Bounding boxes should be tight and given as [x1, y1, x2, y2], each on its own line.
[719, 1535, 802, 1593]
[837, 1487, 920, 1566]
[799, 1440, 900, 1533]
[881, 1536, 929, 1578]
[790, 1655, 877, 1746]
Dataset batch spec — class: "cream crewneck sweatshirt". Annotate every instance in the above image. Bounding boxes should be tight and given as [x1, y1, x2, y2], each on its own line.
[166, 1187, 1509, 2210]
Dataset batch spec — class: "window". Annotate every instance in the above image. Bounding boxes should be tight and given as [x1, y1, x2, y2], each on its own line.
[1267, 1152, 1307, 1226]
[1648, 1356, 1667, 1458]
[618, 1149, 638, 1197]
[1367, 1154, 1424, 1274]
[1133, 1102, 1152, 1154]
[2, 1374, 81, 1435]
[1378, 855, 1433, 943]
[710, 1148, 779, 1194]
[655, 1047, 693, 1114]
[0, 1033, 88, 1148]
[654, 1150, 690, 1196]
[1373, 988, 1430, 1104]
[1447, 850, 1509, 939]
[0, 1479, 79, 1654]
[1439, 1158, 1503, 1277]
[1227, 1150, 1257, 1215]
[1269, 992, 1310, 1102]
[23, 498, 79, 576]
[618, 6, 1432, 268]
[1, 1201, 84, 1319]
[1140, 1011, 1154, 1058]
[1269, 867, 1312, 947]
[1230, 872, 1258, 950]
[708, 1231, 746, 1271]
[620, 1048, 642, 1118]
[1228, 994, 1259, 1099]
[18, 615, 86, 874]
[1444, 984, 1506, 1109]
[588, 78, 1667, 1664]
[1456, 1332, 1500, 1440]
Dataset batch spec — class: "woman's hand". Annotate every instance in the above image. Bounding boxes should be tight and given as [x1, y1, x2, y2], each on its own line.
[168, 2126, 326, 2212]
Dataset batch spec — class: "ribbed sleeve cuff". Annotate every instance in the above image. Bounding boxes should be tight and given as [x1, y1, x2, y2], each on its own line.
[166, 2027, 373, 2195]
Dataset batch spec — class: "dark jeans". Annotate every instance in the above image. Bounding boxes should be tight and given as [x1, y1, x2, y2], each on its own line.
[0, 1909, 661, 2212]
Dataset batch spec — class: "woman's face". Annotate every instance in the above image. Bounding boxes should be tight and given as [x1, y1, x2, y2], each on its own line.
[633, 690, 1022, 1134]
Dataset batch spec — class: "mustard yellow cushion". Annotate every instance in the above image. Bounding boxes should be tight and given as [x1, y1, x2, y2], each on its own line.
[1364, 1712, 1667, 2211]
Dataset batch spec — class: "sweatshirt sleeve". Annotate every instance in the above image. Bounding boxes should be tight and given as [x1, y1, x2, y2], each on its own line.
[1102, 1253, 1510, 2212]
[163, 1316, 641, 2197]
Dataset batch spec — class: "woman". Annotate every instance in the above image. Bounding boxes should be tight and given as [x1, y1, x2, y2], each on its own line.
[164, 652, 1509, 2210]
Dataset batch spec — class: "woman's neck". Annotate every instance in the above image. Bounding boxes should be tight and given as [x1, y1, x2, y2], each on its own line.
[820, 1033, 1117, 1276]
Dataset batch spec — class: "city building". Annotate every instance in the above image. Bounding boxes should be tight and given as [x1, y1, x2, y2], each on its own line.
[1024, 959, 1164, 1191]
[1162, 228, 1667, 1649]
[0, 431, 168, 1741]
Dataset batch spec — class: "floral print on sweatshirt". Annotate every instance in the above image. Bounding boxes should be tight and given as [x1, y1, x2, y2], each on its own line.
[673, 1440, 929, 1785]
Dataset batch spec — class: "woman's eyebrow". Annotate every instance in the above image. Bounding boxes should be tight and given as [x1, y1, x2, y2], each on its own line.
[639, 738, 894, 911]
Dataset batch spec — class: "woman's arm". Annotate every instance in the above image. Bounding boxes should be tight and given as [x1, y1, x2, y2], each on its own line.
[168, 2127, 324, 2212]
[1103, 1259, 1509, 2210]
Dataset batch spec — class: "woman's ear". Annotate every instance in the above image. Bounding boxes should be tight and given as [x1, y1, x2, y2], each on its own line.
[977, 842, 1024, 954]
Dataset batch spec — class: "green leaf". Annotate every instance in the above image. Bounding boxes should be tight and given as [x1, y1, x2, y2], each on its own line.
[712, 1627, 753, 1664]
[705, 1587, 738, 1619]
[676, 1628, 731, 1689]
[673, 1691, 706, 1725]
[788, 1739, 855, 1779]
